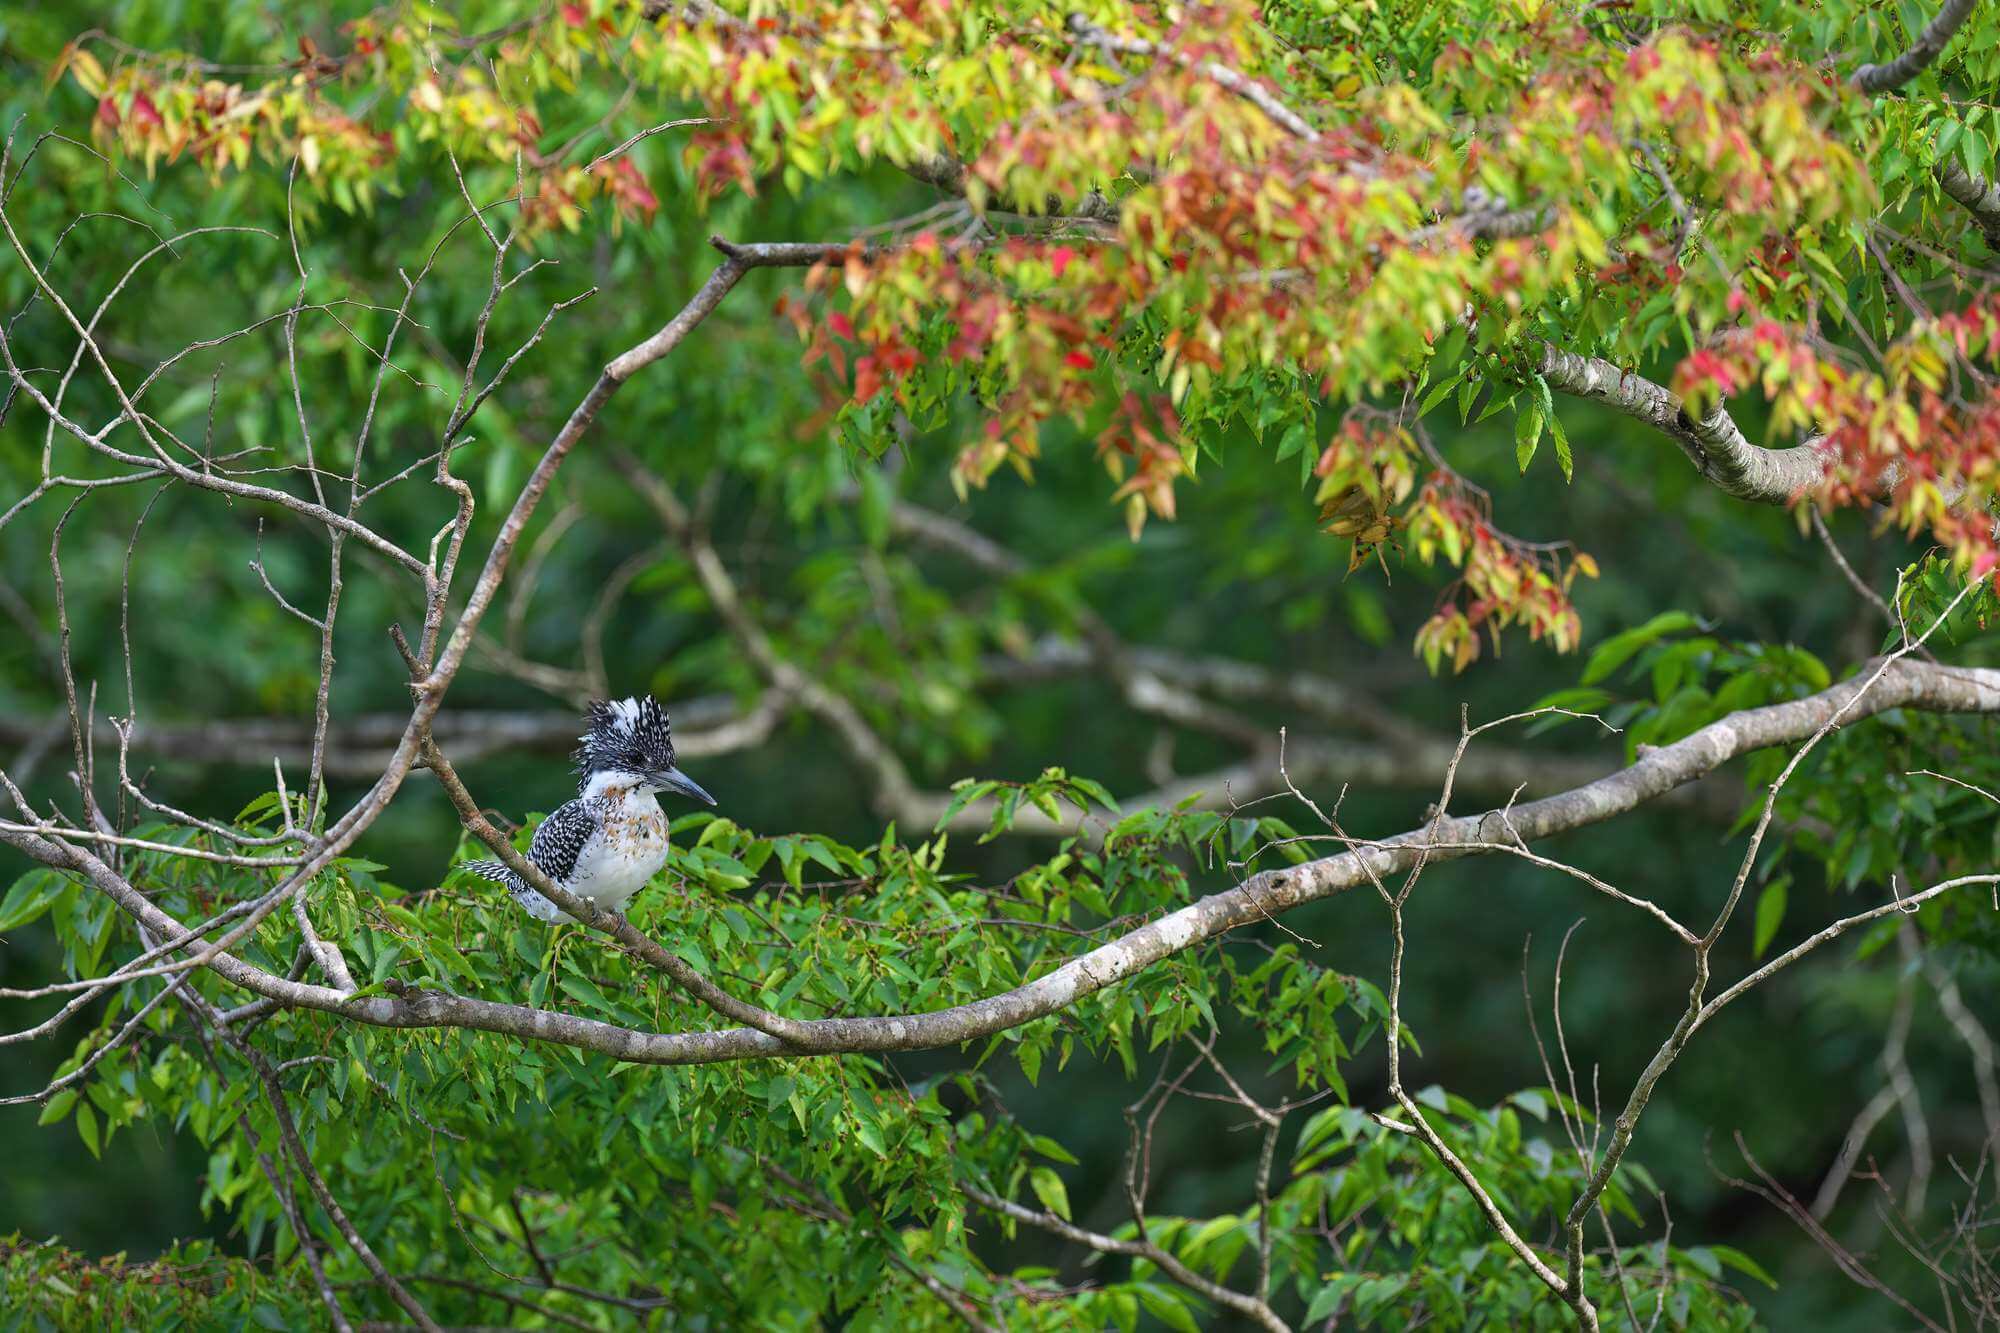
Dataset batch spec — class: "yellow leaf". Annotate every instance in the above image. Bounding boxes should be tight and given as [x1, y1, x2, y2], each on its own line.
[69, 48, 106, 97]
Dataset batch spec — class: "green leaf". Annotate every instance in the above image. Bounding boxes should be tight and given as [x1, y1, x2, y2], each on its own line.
[76, 1101, 100, 1158]
[1752, 877, 1789, 960]
[1962, 124, 1990, 182]
[1514, 401, 1544, 472]
[1306, 1278, 1354, 1324]
[1710, 1243, 1779, 1288]
[1431, 321, 1469, 372]
[37, 1088, 78, 1126]
[558, 972, 613, 1014]
[1548, 409, 1572, 482]
[1030, 1166, 1071, 1221]
[0, 872, 69, 933]
[1680, 1246, 1722, 1279]
[427, 939, 481, 988]
[1417, 369, 1464, 419]
[1530, 370, 1555, 423]
[1136, 1283, 1204, 1333]
[1029, 1133, 1080, 1165]
[856, 466, 892, 547]
[1582, 611, 1699, 685]
[1182, 1213, 1239, 1259]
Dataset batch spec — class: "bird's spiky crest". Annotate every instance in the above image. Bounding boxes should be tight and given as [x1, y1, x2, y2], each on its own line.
[573, 695, 675, 786]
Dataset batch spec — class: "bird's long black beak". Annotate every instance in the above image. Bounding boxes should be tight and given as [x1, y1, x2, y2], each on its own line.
[655, 765, 716, 806]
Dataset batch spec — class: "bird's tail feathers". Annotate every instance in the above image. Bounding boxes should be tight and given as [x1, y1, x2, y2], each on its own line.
[458, 858, 518, 885]
[456, 858, 563, 921]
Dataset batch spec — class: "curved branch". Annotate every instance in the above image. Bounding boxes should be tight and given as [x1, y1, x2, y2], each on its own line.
[1064, 15, 1319, 144]
[1845, 0, 1997, 244]
[962, 1184, 1288, 1333]
[9, 657, 1994, 1070]
[418, 737, 826, 1051]
[1937, 161, 2000, 249]
[222, 1007, 441, 1332]
[145, 235, 835, 976]
[1537, 343, 1833, 503]
[1852, 0, 1981, 93]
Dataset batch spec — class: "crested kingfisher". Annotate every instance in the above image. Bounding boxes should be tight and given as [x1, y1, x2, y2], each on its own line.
[461, 696, 715, 921]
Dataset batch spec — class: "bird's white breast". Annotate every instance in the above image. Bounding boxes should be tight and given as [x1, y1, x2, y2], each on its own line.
[566, 792, 669, 912]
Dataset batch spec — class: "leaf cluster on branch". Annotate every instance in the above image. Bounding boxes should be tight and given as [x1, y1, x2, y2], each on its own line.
[2, 1, 1999, 1329]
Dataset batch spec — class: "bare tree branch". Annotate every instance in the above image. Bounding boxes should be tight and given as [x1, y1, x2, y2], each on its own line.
[6, 656, 1992, 1072]
[962, 1183, 1289, 1332]
[1937, 161, 2000, 248]
[1537, 344, 1834, 504]
[1063, 15, 1319, 144]
[1852, 0, 1981, 93]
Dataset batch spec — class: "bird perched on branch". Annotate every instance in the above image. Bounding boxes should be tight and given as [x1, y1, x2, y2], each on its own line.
[461, 696, 715, 922]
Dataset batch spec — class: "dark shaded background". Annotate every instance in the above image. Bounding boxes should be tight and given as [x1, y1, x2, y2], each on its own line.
[1, 3, 1994, 1327]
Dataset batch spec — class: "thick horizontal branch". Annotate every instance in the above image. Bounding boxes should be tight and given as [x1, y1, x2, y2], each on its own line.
[1843, 0, 1996, 248]
[11, 657, 1992, 1070]
[1852, 0, 1980, 92]
[1537, 344, 1833, 503]
[1937, 161, 2000, 249]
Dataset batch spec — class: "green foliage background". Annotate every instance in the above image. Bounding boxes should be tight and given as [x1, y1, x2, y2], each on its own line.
[0, 2, 1996, 1329]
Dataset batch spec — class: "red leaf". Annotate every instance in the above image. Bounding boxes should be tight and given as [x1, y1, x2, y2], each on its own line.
[1064, 350, 1094, 370]
[828, 311, 855, 340]
[1049, 246, 1076, 278]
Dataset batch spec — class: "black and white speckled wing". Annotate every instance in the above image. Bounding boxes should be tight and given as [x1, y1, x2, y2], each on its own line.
[459, 798, 600, 922]
[525, 796, 598, 885]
